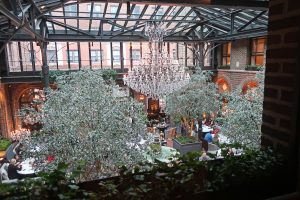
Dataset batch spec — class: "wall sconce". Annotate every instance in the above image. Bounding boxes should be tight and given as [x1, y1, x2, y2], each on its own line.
[222, 83, 228, 91]
[139, 94, 145, 101]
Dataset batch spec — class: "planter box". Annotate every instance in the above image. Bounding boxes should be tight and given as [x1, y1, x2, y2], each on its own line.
[173, 139, 202, 154]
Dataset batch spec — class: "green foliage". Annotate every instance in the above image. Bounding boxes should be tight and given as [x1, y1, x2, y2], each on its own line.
[217, 65, 230, 69]
[41, 70, 66, 83]
[101, 69, 117, 81]
[0, 162, 95, 199]
[245, 65, 263, 71]
[0, 146, 283, 199]
[149, 143, 162, 154]
[175, 136, 198, 144]
[0, 139, 11, 151]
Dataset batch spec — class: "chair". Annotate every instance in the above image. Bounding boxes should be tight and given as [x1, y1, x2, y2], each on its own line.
[0, 163, 9, 181]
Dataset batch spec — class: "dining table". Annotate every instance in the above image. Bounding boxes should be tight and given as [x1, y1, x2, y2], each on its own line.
[17, 158, 37, 178]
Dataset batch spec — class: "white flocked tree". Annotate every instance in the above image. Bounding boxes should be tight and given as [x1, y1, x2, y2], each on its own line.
[218, 71, 265, 148]
[165, 68, 220, 134]
[22, 70, 149, 180]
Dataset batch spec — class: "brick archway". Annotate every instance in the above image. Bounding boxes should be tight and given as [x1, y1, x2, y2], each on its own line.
[215, 76, 232, 93]
[12, 84, 43, 129]
[241, 79, 258, 94]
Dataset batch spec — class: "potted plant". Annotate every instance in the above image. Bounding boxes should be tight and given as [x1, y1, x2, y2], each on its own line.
[173, 136, 201, 154]
[245, 65, 263, 71]
[217, 65, 230, 69]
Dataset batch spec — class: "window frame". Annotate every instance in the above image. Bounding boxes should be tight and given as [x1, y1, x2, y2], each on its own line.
[68, 50, 79, 63]
[65, 5, 77, 17]
[90, 50, 102, 62]
[132, 49, 141, 60]
[47, 50, 57, 64]
[250, 37, 266, 66]
[222, 42, 231, 66]
[87, 4, 101, 17]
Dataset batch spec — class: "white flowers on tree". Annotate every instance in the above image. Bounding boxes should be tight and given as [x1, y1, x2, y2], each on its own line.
[22, 70, 148, 180]
[219, 72, 264, 148]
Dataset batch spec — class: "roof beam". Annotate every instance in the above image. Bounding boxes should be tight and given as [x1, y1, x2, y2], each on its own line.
[0, 3, 45, 41]
[77, 0, 268, 9]
[88, 2, 94, 31]
[169, 8, 194, 34]
[121, 3, 136, 32]
[46, 15, 207, 23]
[111, 3, 122, 31]
[237, 10, 267, 31]
[46, 18, 95, 38]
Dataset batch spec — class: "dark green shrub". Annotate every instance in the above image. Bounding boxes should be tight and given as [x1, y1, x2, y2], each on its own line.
[0, 139, 11, 151]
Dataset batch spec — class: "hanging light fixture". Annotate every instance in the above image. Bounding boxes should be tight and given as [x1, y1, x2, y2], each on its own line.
[123, 21, 190, 99]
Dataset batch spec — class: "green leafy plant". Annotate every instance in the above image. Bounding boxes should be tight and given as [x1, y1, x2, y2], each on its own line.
[217, 65, 230, 69]
[0, 146, 283, 199]
[149, 143, 162, 154]
[101, 69, 117, 81]
[245, 65, 263, 71]
[0, 139, 11, 151]
[41, 70, 66, 83]
[175, 136, 198, 144]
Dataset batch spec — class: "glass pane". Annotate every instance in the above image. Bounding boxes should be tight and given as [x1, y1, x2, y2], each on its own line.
[20, 42, 33, 71]
[56, 42, 68, 70]
[7, 42, 21, 72]
[255, 55, 264, 66]
[227, 42, 231, 55]
[257, 38, 265, 53]
[222, 43, 227, 56]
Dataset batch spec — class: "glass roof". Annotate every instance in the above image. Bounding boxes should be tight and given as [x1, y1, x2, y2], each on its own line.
[0, 0, 268, 42]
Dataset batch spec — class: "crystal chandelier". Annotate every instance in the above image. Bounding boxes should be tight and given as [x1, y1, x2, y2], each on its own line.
[123, 22, 190, 99]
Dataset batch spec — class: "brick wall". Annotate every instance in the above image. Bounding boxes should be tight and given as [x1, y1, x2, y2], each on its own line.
[262, 0, 300, 157]
[230, 39, 250, 70]
[216, 70, 257, 91]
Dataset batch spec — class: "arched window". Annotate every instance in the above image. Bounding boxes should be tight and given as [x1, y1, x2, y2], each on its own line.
[242, 81, 258, 94]
[216, 78, 230, 93]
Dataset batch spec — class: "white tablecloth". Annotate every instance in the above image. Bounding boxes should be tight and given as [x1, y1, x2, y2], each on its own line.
[202, 125, 213, 133]
[17, 158, 37, 175]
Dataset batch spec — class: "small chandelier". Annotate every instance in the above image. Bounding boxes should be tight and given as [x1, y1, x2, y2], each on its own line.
[123, 21, 190, 99]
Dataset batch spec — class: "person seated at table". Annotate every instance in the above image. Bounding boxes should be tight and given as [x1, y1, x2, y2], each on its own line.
[14, 155, 22, 165]
[7, 158, 22, 180]
[204, 132, 213, 143]
[204, 118, 212, 126]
